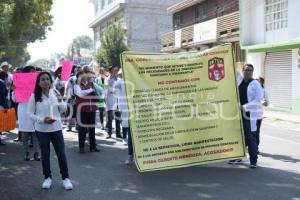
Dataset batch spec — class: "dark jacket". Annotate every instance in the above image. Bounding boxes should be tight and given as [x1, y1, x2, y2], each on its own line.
[0, 80, 8, 109]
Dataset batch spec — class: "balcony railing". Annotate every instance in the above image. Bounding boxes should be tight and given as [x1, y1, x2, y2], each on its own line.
[161, 11, 240, 51]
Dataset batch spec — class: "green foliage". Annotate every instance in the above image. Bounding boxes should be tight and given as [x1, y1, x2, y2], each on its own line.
[95, 23, 128, 69]
[67, 35, 93, 59]
[0, 0, 53, 67]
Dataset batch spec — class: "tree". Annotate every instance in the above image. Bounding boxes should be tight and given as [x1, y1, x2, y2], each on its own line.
[0, 0, 53, 67]
[95, 23, 128, 69]
[67, 35, 93, 60]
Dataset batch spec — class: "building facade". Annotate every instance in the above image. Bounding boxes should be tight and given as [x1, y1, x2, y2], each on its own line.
[160, 0, 245, 67]
[89, 0, 180, 52]
[240, 0, 300, 113]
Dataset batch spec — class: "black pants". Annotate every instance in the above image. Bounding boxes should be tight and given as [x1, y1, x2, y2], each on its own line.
[107, 110, 121, 137]
[243, 117, 258, 165]
[99, 107, 105, 125]
[256, 119, 262, 148]
[36, 130, 69, 179]
[78, 112, 96, 149]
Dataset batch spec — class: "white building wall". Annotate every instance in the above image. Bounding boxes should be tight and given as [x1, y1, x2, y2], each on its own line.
[240, 0, 265, 46]
[246, 52, 266, 79]
[91, 0, 179, 52]
[95, 0, 126, 17]
[288, 0, 300, 39]
[292, 49, 300, 100]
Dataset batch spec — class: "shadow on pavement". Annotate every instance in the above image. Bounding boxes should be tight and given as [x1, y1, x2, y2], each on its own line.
[259, 152, 300, 163]
[1, 132, 300, 200]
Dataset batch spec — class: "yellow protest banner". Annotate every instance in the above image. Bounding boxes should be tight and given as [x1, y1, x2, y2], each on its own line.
[121, 44, 245, 172]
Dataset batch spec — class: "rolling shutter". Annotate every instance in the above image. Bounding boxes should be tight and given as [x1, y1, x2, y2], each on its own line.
[264, 50, 292, 109]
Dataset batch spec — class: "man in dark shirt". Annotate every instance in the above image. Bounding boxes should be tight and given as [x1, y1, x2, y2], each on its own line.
[0, 71, 8, 145]
[230, 64, 263, 168]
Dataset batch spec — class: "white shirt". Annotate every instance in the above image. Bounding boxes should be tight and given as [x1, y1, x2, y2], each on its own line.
[18, 102, 35, 132]
[27, 89, 67, 132]
[239, 79, 263, 132]
[106, 76, 122, 111]
[74, 84, 94, 98]
[119, 80, 129, 127]
[65, 76, 76, 99]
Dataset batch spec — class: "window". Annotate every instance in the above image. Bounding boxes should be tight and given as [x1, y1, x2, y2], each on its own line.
[265, 0, 288, 31]
[196, 5, 206, 23]
[174, 14, 183, 30]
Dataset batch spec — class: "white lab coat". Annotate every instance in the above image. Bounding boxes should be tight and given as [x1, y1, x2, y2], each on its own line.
[105, 76, 122, 111]
[12, 92, 35, 132]
[119, 80, 129, 128]
[236, 72, 263, 132]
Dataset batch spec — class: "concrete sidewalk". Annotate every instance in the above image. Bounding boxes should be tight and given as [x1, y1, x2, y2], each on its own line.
[264, 110, 300, 123]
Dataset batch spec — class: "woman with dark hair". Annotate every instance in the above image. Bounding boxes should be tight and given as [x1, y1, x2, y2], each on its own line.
[74, 70, 102, 153]
[27, 71, 73, 190]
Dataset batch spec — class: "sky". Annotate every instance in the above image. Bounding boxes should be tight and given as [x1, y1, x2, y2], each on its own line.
[27, 0, 94, 61]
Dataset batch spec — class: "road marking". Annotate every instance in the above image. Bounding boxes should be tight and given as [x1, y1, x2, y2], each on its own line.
[264, 135, 300, 145]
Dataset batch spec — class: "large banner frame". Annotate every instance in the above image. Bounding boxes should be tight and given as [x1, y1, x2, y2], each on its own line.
[121, 44, 246, 172]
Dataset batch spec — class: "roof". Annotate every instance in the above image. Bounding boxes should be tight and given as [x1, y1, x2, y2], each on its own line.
[167, 0, 205, 14]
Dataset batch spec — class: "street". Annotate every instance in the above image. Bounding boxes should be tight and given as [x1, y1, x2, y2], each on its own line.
[0, 121, 299, 200]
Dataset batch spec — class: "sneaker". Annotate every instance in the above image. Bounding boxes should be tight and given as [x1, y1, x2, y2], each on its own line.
[122, 139, 127, 145]
[250, 164, 257, 168]
[62, 178, 73, 190]
[33, 152, 41, 161]
[125, 156, 134, 165]
[90, 147, 100, 152]
[228, 159, 242, 164]
[228, 160, 236, 164]
[42, 178, 52, 189]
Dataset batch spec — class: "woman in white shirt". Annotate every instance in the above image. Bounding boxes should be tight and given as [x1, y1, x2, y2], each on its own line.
[27, 71, 73, 190]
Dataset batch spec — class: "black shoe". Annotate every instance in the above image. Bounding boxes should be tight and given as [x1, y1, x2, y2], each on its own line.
[14, 138, 21, 142]
[106, 135, 112, 139]
[33, 152, 40, 161]
[250, 164, 257, 168]
[90, 147, 100, 152]
[66, 128, 72, 132]
[79, 148, 85, 154]
[116, 135, 122, 139]
[24, 152, 30, 161]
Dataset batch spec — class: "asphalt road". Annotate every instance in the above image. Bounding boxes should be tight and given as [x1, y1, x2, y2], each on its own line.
[0, 122, 299, 200]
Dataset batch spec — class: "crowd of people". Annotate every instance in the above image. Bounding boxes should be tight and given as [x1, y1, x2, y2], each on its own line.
[0, 60, 269, 190]
[0, 61, 133, 190]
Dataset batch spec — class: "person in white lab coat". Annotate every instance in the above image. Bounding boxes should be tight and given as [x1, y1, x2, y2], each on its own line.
[230, 64, 263, 168]
[256, 76, 270, 153]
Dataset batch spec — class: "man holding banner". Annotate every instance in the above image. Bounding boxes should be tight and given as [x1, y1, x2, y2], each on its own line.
[121, 44, 247, 172]
[234, 64, 263, 168]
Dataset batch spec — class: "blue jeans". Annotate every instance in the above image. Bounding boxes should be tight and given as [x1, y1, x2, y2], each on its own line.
[243, 117, 258, 165]
[122, 127, 133, 156]
[36, 130, 69, 179]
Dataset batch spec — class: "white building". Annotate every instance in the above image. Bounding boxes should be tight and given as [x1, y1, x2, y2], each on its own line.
[240, 0, 300, 113]
[89, 0, 180, 52]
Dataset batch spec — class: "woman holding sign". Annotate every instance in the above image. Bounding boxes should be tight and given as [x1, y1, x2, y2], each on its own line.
[12, 67, 40, 161]
[28, 71, 73, 190]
